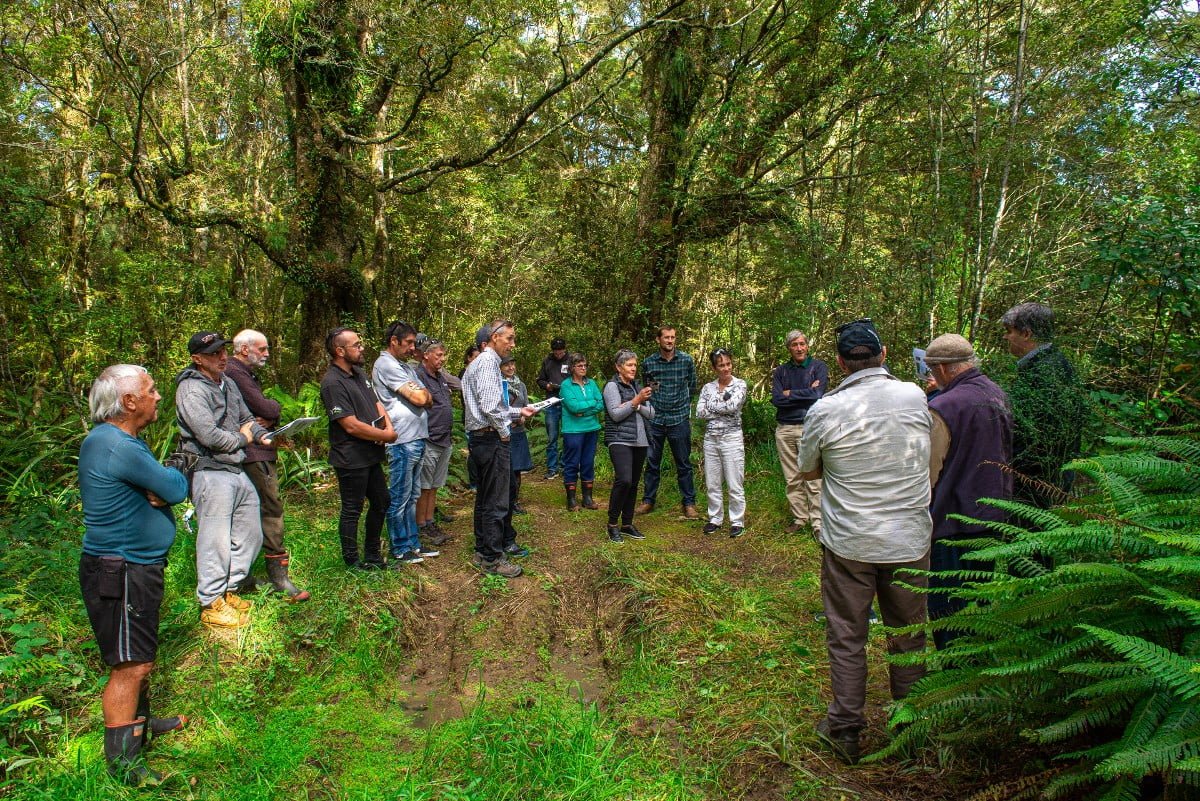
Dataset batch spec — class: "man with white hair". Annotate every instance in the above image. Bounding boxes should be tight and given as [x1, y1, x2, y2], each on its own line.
[79, 365, 190, 784]
[225, 329, 310, 601]
[924, 333, 1013, 649]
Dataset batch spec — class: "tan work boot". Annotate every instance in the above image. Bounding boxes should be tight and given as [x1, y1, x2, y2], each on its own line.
[223, 591, 253, 612]
[635, 502, 654, 515]
[682, 504, 701, 520]
[201, 596, 248, 628]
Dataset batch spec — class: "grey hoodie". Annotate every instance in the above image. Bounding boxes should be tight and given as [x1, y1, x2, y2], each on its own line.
[174, 366, 268, 472]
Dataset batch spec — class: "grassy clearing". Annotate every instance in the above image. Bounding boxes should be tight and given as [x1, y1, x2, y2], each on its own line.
[3, 441, 951, 800]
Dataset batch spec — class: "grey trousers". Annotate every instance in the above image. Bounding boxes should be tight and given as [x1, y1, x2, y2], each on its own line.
[821, 545, 928, 734]
[193, 469, 263, 606]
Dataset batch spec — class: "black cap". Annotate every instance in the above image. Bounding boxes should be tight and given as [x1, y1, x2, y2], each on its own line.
[551, 338, 566, 350]
[835, 318, 883, 358]
[188, 331, 231, 355]
[500, 355, 516, 365]
[475, 325, 491, 348]
[415, 333, 431, 352]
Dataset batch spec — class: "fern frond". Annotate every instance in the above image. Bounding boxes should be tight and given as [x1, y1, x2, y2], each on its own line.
[1102, 435, 1200, 464]
[1079, 625, 1200, 701]
[1029, 697, 1138, 744]
[1065, 675, 1155, 702]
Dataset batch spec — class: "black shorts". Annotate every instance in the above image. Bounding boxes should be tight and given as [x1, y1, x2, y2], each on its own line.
[79, 555, 165, 666]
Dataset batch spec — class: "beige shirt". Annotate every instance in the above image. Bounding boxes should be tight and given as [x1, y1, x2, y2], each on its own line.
[798, 367, 933, 563]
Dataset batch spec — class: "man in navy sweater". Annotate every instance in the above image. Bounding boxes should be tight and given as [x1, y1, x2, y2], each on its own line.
[79, 365, 190, 784]
[771, 330, 829, 534]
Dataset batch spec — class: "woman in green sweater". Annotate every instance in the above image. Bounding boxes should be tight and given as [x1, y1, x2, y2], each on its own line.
[559, 352, 605, 511]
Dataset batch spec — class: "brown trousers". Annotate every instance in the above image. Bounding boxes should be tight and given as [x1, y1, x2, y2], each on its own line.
[244, 461, 285, 557]
[821, 545, 928, 734]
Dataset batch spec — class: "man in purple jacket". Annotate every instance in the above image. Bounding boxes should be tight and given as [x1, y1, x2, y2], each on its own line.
[925, 333, 1013, 649]
[226, 330, 310, 601]
[771, 330, 829, 534]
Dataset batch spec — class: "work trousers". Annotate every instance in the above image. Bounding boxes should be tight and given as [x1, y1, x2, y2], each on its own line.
[775, 423, 822, 530]
[244, 460, 285, 556]
[193, 469, 263, 606]
[335, 464, 388, 566]
[702, 430, 745, 527]
[821, 546, 928, 735]
[561, 430, 599, 486]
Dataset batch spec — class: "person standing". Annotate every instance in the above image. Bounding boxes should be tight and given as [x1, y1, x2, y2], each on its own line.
[373, 320, 439, 566]
[535, 337, 570, 479]
[559, 352, 606, 512]
[225, 329, 310, 602]
[603, 350, 654, 543]
[924, 333, 1013, 649]
[501, 356, 533, 514]
[415, 339, 453, 545]
[461, 319, 536, 577]
[79, 365, 190, 784]
[771, 330, 829, 534]
[696, 348, 748, 538]
[175, 331, 272, 627]
[638, 326, 699, 518]
[798, 319, 932, 764]
[320, 327, 397, 569]
[1000, 302, 1087, 507]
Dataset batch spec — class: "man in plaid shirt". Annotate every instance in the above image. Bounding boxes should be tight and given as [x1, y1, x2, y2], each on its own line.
[637, 326, 700, 519]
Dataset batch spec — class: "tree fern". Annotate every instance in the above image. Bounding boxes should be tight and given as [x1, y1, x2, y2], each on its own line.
[892, 433, 1200, 799]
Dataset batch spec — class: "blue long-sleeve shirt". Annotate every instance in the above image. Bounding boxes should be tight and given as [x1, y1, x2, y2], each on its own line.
[79, 423, 189, 564]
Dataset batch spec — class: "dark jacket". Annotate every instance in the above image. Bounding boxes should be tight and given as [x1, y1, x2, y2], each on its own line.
[1010, 345, 1087, 504]
[536, 353, 571, 398]
[929, 368, 1013, 540]
[771, 358, 829, 424]
[223, 357, 281, 463]
[604, 376, 654, 445]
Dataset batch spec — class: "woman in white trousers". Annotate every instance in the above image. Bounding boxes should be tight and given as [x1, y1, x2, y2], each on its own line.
[696, 348, 748, 537]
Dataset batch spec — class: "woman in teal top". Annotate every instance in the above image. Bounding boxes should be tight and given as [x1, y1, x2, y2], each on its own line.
[559, 352, 605, 511]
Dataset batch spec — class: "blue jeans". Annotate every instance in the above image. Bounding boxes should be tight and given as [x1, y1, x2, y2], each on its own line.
[544, 403, 562, 473]
[561, 430, 598, 486]
[642, 419, 695, 506]
[386, 439, 425, 556]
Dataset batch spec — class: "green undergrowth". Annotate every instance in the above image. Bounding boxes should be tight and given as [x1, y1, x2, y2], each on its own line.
[2, 440, 867, 799]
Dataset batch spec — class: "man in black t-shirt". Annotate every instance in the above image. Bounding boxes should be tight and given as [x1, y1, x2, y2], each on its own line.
[319, 327, 397, 569]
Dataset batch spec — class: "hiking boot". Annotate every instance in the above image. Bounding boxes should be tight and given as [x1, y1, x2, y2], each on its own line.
[399, 551, 425, 564]
[607, 524, 623, 543]
[472, 553, 523, 578]
[105, 718, 164, 786]
[729, 526, 745, 539]
[223, 592, 253, 612]
[815, 718, 861, 765]
[504, 543, 530, 558]
[620, 523, 645, 540]
[635, 502, 654, 515]
[785, 521, 805, 534]
[682, 504, 701, 520]
[201, 596, 247, 629]
[703, 522, 720, 535]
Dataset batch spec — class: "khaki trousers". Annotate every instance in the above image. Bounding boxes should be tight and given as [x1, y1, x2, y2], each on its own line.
[775, 424, 822, 529]
[821, 546, 928, 734]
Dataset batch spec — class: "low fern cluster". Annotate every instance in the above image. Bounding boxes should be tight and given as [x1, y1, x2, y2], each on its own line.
[881, 435, 1200, 800]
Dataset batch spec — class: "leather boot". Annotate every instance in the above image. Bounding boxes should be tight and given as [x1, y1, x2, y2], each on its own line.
[104, 718, 163, 786]
[565, 484, 579, 511]
[581, 481, 601, 510]
[265, 553, 311, 602]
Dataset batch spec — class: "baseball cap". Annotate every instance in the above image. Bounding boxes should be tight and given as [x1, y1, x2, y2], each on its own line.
[835, 318, 883, 358]
[188, 331, 231, 355]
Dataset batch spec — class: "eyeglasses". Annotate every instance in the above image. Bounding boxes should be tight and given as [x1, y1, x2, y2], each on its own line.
[835, 317, 873, 335]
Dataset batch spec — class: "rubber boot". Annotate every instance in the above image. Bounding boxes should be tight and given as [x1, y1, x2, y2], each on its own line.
[104, 718, 163, 786]
[136, 689, 187, 747]
[565, 484, 579, 511]
[266, 553, 311, 602]
[581, 481, 601, 510]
